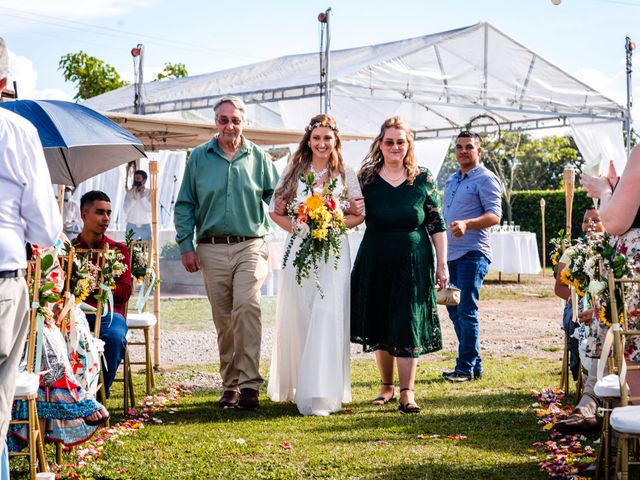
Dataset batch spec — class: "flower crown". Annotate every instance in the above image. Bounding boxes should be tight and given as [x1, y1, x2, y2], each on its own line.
[305, 118, 339, 133]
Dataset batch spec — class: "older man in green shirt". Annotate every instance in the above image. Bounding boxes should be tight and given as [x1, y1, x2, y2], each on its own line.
[174, 96, 279, 410]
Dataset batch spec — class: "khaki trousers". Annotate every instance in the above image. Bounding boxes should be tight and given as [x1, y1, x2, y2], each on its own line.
[0, 277, 29, 451]
[197, 238, 269, 391]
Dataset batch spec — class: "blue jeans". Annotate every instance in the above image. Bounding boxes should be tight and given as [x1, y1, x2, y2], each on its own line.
[446, 251, 489, 377]
[1, 444, 9, 480]
[86, 312, 128, 397]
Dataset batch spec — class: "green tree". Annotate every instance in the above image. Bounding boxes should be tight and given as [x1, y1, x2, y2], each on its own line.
[516, 135, 582, 190]
[59, 51, 128, 101]
[436, 132, 583, 221]
[154, 62, 188, 81]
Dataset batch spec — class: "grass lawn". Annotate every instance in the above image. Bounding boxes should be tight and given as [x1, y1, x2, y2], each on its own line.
[11, 357, 558, 480]
[10, 275, 562, 479]
[157, 272, 554, 331]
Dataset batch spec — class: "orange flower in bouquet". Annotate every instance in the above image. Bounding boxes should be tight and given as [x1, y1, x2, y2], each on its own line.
[282, 172, 348, 296]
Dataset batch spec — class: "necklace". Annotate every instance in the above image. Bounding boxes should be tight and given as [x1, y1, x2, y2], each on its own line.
[310, 164, 329, 179]
[382, 165, 405, 182]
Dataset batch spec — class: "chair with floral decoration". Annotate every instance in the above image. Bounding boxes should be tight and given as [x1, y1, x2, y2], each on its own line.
[71, 245, 109, 406]
[8, 257, 49, 479]
[601, 272, 640, 480]
[123, 239, 157, 401]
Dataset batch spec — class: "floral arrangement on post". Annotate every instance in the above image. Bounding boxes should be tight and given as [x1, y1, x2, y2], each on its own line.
[63, 242, 98, 304]
[558, 232, 632, 328]
[282, 172, 348, 296]
[98, 248, 127, 302]
[549, 229, 567, 278]
[125, 230, 160, 289]
[63, 242, 127, 312]
[587, 233, 632, 327]
[30, 245, 64, 319]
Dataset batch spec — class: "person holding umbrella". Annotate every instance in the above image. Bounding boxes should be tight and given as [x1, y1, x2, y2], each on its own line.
[0, 36, 62, 478]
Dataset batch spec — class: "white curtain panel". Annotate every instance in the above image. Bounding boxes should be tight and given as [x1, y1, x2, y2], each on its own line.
[414, 138, 453, 178]
[73, 164, 126, 228]
[570, 119, 627, 176]
[74, 150, 188, 232]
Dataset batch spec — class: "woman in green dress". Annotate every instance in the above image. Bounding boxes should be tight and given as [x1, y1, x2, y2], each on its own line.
[351, 116, 449, 414]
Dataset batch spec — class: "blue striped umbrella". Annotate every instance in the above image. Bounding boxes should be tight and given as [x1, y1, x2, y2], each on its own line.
[0, 99, 145, 186]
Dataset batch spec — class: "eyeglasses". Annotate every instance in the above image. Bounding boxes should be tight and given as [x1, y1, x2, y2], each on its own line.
[216, 116, 243, 126]
[382, 139, 407, 147]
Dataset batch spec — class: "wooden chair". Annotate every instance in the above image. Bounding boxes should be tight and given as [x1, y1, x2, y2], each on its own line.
[605, 273, 640, 480]
[73, 246, 109, 406]
[9, 257, 49, 479]
[593, 327, 620, 480]
[122, 240, 157, 410]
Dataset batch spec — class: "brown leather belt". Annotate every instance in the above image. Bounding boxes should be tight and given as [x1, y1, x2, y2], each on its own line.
[0, 269, 26, 278]
[199, 236, 260, 245]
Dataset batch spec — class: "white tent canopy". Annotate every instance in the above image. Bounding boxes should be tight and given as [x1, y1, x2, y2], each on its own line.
[85, 22, 626, 137]
[84, 22, 628, 174]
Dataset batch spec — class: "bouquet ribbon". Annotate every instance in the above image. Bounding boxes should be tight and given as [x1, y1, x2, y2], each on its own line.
[30, 303, 45, 374]
[135, 270, 156, 313]
[100, 283, 115, 328]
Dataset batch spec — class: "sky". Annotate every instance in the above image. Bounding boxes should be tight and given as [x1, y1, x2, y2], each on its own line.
[1, 0, 640, 119]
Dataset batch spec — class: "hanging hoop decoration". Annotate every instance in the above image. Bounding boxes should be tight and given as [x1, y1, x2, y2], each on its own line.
[464, 114, 502, 153]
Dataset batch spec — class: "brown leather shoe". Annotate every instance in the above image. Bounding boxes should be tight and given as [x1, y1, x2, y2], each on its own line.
[237, 388, 259, 410]
[218, 390, 240, 408]
[555, 413, 601, 435]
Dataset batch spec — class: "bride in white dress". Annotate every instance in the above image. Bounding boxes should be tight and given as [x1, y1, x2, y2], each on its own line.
[267, 114, 365, 416]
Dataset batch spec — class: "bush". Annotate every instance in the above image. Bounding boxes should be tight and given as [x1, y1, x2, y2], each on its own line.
[506, 189, 591, 264]
[160, 241, 182, 260]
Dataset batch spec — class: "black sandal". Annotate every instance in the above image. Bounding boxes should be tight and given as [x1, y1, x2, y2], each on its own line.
[372, 382, 397, 405]
[399, 388, 421, 414]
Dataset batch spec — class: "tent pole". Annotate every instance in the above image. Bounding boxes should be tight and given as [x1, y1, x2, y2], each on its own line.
[625, 36, 635, 156]
[149, 159, 161, 368]
[324, 8, 331, 113]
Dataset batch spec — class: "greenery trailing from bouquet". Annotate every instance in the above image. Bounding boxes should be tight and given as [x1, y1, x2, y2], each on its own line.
[549, 229, 567, 278]
[282, 172, 348, 297]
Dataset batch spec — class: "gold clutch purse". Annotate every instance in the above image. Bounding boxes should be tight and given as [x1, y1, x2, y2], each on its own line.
[436, 286, 461, 306]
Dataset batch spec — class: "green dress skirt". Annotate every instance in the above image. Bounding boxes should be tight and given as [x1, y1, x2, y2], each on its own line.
[351, 169, 446, 357]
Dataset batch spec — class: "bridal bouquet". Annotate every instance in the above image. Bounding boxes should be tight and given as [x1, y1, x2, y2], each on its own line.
[282, 172, 348, 296]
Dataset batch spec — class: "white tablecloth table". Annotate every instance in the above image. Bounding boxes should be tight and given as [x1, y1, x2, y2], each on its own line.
[489, 231, 541, 275]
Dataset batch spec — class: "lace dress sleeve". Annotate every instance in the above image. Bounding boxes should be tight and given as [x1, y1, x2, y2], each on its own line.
[344, 166, 365, 217]
[268, 165, 289, 213]
[344, 166, 363, 199]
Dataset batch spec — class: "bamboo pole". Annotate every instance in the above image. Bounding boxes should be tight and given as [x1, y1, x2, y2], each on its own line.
[149, 160, 161, 368]
[559, 167, 576, 394]
[540, 198, 546, 275]
[563, 167, 575, 240]
[57, 184, 65, 214]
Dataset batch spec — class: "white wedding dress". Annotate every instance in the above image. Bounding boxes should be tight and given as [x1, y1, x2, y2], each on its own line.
[267, 167, 361, 416]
